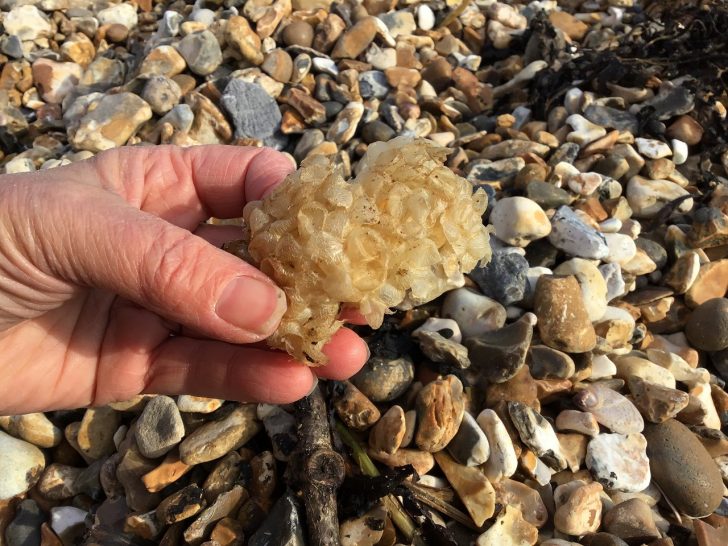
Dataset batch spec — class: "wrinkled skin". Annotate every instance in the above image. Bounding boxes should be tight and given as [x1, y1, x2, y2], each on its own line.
[0, 145, 368, 414]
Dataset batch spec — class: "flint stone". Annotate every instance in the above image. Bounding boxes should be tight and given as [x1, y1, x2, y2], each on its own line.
[221, 80, 282, 143]
[465, 314, 534, 383]
[469, 251, 529, 306]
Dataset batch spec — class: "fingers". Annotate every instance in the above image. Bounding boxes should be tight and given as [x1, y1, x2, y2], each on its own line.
[96, 302, 369, 406]
[33, 183, 286, 344]
[314, 328, 370, 380]
[85, 145, 295, 226]
[143, 338, 317, 404]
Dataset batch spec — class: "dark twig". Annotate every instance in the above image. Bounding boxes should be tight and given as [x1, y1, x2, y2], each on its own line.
[287, 385, 346, 546]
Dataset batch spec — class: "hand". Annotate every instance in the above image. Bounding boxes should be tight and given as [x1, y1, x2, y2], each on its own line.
[0, 145, 368, 414]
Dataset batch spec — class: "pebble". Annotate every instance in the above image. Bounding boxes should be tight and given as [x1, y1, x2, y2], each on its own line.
[554, 258, 608, 321]
[70, 93, 152, 152]
[340, 505, 386, 546]
[566, 114, 607, 145]
[262, 49, 293, 83]
[49, 506, 87, 545]
[466, 313, 534, 382]
[97, 3, 138, 29]
[415, 375, 465, 452]
[135, 395, 185, 459]
[603, 498, 660, 542]
[490, 197, 551, 247]
[221, 80, 282, 144]
[528, 345, 575, 379]
[5, 499, 44, 546]
[248, 491, 305, 546]
[4, 5, 52, 41]
[534, 275, 597, 353]
[351, 355, 413, 402]
[685, 298, 728, 351]
[176, 30, 222, 76]
[556, 410, 600, 436]
[643, 419, 724, 517]
[475, 506, 537, 546]
[77, 406, 121, 460]
[470, 251, 529, 306]
[7, 413, 62, 448]
[447, 411, 490, 466]
[179, 405, 261, 465]
[586, 432, 651, 492]
[626, 176, 693, 218]
[282, 21, 314, 48]
[575, 384, 644, 434]
[331, 17, 378, 59]
[549, 206, 609, 260]
[441, 287, 507, 338]
[177, 396, 223, 414]
[554, 481, 603, 536]
[141, 75, 182, 115]
[413, 329, 470, 369]
[635, 137, 672, 159]
[226, 15, 264, 65]
[368, 405, 406, 455]
[435, 451, 495, 527]
[476, 409, 518, 482]
[333, 381, 381, 431]
[508, 401, 567, 471]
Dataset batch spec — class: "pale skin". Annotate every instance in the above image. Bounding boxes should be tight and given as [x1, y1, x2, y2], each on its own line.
[0, 145, 369, 414]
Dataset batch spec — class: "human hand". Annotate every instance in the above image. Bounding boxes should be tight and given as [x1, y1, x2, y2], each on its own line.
[0, 145, 369, 414]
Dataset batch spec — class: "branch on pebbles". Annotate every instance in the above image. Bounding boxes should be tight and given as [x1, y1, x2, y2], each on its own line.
[287, 385, 346, 546]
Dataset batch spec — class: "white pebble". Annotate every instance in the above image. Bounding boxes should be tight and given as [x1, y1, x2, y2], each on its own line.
[417, 4, 435, 30]
[635, 137, 672, 159]
[671, 138, 688, 164]
[603, 232, 637, 264]
[490, 197, 551, 247]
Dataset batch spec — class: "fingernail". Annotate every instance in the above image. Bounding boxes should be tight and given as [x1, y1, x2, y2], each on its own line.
[365, 343, 371, 361]
[306, 376, 319, 397]
[216, 277, 287, 335]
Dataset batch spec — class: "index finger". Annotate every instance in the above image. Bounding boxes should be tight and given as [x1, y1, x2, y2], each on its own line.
[82, 145, 296, 227]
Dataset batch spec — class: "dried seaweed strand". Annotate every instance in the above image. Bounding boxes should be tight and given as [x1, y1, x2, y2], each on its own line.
[404, 482, 484, 532]
[335, 420, 418, 542]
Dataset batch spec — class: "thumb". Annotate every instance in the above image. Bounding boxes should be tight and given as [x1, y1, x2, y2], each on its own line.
[38, 182, 287, 344]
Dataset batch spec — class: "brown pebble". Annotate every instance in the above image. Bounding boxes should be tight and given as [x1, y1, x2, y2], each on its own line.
[261, 49, 293, 83]
[666, 114, 703, 145]
[281, 20, 314, 48]
[534, 275, 597, 353]
[643, 419, 724, 517]
[106, 23, 129, 43]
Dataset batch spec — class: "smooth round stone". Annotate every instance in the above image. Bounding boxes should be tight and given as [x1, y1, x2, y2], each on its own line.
[626, 176, 693, 219]
[586, 433, 651, 492]
[599, 262, 626, 301]
[176, 30, 222, 76]
[490, 197, 551, 247]
[526, 180, 573, 209]
[469, 252, 529, 306]
[554, 258, 608, 322]
[0, 431, 45, 500]
[603, 233, 637, 264]
[643, 419, 724, 517]
[441, 288, 507, 338]
[141, 75, 182, 115]
[135, 395, 185, 458]
[476, 410, 518, 482]
[358, 70, 389, 99]
[529, 345, 575, 379]
[685, 298, 728, 351]
[351, 355, 414, 402]
[534, 275, 597, 353]
[416, 4, 435, 30]
[361, 120, 395, 143]
[549, 206, 609, 260]
[261, 49, 293, 83]
[5, 499, 44, 546]
[447, 411, 490, 467]
[603, 498, 660, 541]
[281, 20, 314, 48]
[50, 506, 87, 545]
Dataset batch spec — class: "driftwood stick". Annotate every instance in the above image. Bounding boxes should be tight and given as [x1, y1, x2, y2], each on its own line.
[288, 385, 345, 546]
